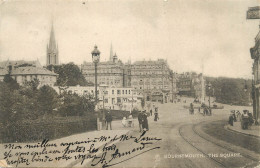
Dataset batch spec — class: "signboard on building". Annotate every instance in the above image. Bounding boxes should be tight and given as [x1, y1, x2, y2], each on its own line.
[247, 6, 260, 19]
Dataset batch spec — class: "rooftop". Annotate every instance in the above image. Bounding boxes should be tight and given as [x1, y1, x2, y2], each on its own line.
[10, 67, 57, 76]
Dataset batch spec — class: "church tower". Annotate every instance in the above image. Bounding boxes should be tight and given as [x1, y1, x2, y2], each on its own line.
[46, 22, 59, 66]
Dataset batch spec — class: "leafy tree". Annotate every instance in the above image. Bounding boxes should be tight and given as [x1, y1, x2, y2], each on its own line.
[47, 63, 93, 86]
[3, 74, 19, 90]
[37, 85, 59, 118]
[59, 92, 95, 117]
[206, 77, 251, 106]
[0, 82, 15, 125]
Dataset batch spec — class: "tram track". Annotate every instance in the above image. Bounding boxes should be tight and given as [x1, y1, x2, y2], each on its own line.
[192, 121, 259, 163]
[178, 121, 259, 168]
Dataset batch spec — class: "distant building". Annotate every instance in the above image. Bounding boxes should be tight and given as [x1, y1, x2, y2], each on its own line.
[0, 60, 58, 87]
[250, 27, 260, 123]
[81, 52, 130, 88]
[130, 59, 173, 103]
[53, 85, 142, 110]
[177, 72, 205, 101]
[81, 55, 176, 103]
[46, 23, 59, 66]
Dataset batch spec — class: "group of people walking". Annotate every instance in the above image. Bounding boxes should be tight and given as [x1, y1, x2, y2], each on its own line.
[105, 104, 160, 132]
[137, 106, 159, 132]
[229, 110, 254, 129]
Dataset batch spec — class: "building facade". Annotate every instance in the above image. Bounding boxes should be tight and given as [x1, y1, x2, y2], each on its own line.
[81, 57, 176, 103]
[81, 53, 130, 88]
[53, 85, 142, 110]
[177, 72, 205, 101]
[250, 28, 260, 123]
[0, 60, 58, 87]
[130, 59, 173, 103]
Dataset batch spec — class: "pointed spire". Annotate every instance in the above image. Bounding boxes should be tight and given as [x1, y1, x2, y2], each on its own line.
[110, 43, 113, 61]
[49, 21, 56, 51]
[46, 20, 59, 66]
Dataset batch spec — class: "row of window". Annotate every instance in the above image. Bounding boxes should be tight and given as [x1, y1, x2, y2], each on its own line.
[135, 85, 168, 90]
[112, 89, 131, 95]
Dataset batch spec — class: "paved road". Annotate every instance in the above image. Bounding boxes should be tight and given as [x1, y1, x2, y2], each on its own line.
[2, 98, 259, 168]
[81, 99, 260, 168]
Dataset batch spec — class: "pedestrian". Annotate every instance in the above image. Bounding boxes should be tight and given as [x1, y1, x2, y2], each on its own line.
[105, 111, 113, 130]
[203, 107, 207, 116]
[241, 110, 249, 130]
[150, 109, 153, 116]
[138, 111, 143, 132]
[122, 117, 127, 127]
[236, 110, 241, 121]
[248, 112, 254, 126]
[189, 103, 194, 114]
[233, 113, 236, 122]
[142, 110, 149, 131]
[154, 107, 159, 121]
[228, 113, 234, 126]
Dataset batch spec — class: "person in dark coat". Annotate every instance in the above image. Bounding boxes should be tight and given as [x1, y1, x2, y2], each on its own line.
[142, 111, 149, 131]
[228, 113, 234, 126]
[189, 103, 194, 114]
[105, 111, 113, 130]
[150, 109, 153, 116]
[138, 111, 143, 132]
[154, 107, 159, 121]
[203, 107, 207, 116]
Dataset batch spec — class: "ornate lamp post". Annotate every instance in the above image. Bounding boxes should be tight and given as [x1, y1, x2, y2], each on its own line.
[91, 45, 100, 103]
[91, 45, 100, 129]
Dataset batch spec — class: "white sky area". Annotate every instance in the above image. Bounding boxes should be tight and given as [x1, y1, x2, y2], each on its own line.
[0, 0, 259, 78]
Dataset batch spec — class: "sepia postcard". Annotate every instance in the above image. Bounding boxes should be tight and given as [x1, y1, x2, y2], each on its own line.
[0, 0, 260, 167]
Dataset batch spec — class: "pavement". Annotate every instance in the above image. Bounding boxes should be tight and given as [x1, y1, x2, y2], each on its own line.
[226, 121, 260, 137]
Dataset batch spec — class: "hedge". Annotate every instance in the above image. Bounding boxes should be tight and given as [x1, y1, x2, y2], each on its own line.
[0, 116, 97, 143]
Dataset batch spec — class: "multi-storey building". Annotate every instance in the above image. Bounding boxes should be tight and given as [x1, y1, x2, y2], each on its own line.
[53, 85, 142, 110]
[81, 50, 130, 88]
[0, 60, 58, 87]
[81, 56, 176, 103]
[177, 72, 205, 101]
[130, 59, 173, 103]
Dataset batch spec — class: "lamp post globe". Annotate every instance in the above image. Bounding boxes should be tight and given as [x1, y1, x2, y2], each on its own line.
[91, 45, 100, 63]
[208, 82, 211, 90]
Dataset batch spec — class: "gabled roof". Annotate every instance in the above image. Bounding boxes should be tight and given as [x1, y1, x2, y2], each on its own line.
[11, 67, 57, 76]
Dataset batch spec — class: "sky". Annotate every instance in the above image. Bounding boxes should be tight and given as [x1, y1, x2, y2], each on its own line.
[0, 0, 259, 78]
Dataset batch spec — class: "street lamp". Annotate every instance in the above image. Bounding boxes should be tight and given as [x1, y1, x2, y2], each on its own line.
[244, 80, 248, 92]
[207, 82, 212, 108]
[91, 45, 100, 130]
[91, 45, 100, 103]
[244, 80, 251, 106]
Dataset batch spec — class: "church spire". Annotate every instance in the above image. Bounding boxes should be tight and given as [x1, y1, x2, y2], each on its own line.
[49, 22, 56, 52]
[47, 21, 59, 66]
